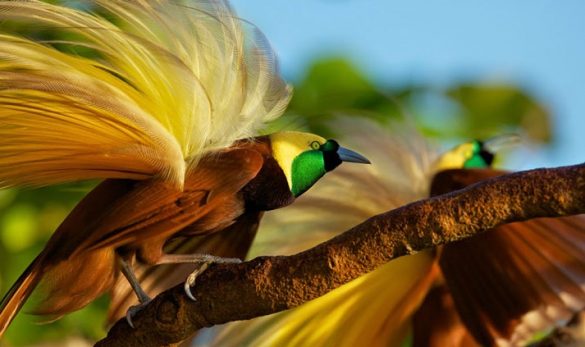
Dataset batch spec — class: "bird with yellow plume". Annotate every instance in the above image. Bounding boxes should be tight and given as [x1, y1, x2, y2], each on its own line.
[0, 0, 371, 339]
[204, 119, 585, 347]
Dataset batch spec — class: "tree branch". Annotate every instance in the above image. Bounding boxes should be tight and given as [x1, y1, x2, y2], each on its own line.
[96, 164, 585, 347]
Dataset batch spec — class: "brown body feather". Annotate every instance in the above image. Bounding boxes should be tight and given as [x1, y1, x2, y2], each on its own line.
[413, 285, 479, 347]
[0, 137, 294, 336]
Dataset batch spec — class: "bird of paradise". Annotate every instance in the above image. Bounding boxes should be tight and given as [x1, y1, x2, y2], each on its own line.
[0, 0, 371, 339]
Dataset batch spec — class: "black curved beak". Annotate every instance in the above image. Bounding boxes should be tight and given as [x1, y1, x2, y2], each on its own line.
[338, 147, 371, 164]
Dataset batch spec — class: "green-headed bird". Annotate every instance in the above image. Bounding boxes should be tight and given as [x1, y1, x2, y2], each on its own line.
[0, 0, 370, 339]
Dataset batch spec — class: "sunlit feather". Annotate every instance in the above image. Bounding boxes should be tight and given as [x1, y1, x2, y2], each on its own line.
[0, 0, 291, 188]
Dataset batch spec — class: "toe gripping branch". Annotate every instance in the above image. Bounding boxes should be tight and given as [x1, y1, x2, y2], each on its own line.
[119, 254, 243, 327]
[177, 255, 242, 301]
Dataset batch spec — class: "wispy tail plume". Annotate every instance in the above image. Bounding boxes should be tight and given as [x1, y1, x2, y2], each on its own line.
[0, 253, 45, 337]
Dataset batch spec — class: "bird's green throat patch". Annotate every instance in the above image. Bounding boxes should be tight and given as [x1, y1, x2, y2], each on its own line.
[290, 149, 326, 197]
[463, 141, 486, 168]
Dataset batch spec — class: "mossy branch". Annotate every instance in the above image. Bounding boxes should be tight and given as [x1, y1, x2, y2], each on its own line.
[96, 163, 585, 347]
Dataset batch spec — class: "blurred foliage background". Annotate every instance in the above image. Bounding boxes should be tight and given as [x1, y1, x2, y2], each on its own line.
[0, 0, 567, 346]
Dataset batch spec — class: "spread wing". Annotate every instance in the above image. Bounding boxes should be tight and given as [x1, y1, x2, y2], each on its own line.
[430, 169, 585, 346]
[107, 211, 263, 323]
[438, 215, 585, 346]
[0, 0, 290, 188]
[412, 286, 480, 347]
[46, 148, 263, 261]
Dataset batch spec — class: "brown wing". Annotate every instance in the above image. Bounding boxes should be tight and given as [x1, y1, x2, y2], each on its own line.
[107, 211, 263, 323]
[66, 148, 264, 257]
[42, 179, 137, 262]
[412, 285, 480, 347]
[0, 148, 264, 325]
[439, 215, 585, 346]
[430, 169, 585, 346]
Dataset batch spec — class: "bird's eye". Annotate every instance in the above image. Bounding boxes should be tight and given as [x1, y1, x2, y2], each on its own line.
[310, 141, 321, 150]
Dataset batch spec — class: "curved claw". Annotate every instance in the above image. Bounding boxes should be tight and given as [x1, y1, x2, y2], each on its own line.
[184, 277, 197, 301]
[125, 300, 151, 328]
[184, 263, 209, 301]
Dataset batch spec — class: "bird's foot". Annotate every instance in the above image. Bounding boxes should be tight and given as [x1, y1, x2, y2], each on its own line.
[157, 253, 243, 265]
[183, 257, 242, 301]
[125, 299, 151, 328]
[195, 254, 243, 264]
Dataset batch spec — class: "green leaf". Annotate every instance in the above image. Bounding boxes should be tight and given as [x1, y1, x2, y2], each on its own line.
[286, 57, 404, 137]
[446, 84, 552, 142]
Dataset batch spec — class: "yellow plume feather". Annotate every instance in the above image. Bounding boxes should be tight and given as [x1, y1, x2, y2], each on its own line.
[0, 0, 291, 188]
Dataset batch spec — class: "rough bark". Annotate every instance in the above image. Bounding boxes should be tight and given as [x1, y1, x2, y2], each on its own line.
[95, 164, 585, 347]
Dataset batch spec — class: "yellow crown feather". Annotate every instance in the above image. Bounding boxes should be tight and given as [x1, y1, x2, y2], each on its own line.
[0, 0, 291, 188]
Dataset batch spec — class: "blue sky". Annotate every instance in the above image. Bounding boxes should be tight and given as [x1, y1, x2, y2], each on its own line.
[231, 0, 585, 169]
